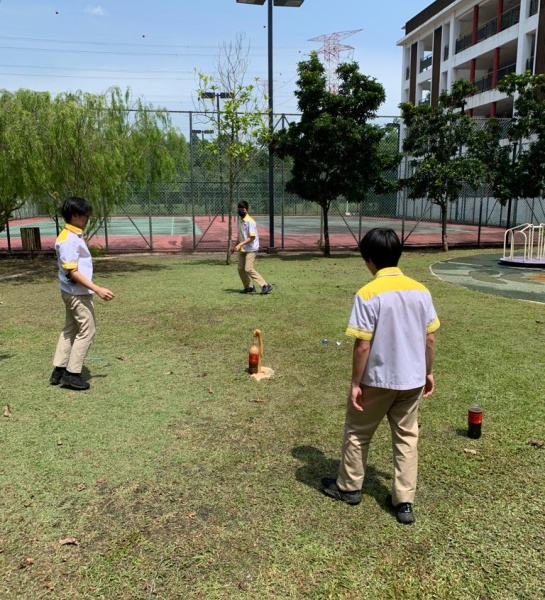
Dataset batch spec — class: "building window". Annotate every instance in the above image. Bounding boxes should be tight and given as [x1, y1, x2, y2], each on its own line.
[529, 0, 538, 17]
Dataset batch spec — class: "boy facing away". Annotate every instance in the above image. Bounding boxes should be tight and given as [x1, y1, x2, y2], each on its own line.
[50, 197, 115, 391]
[322, 228, 440, 524]
[234, 201, 272, 295]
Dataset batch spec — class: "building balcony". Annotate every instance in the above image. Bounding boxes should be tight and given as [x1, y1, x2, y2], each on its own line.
[526, 55, 534, 73]
[455, 5, 521, 55]
[473, 63, 517, 93]
[420, 54, 433, 72]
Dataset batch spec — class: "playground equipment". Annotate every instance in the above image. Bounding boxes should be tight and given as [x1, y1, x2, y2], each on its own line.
[500, 223, 545, 268]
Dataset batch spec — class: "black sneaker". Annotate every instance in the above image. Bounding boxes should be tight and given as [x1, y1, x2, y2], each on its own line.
[61, 372, 90, 391]
[49, 366, 66, 385]
[321, 478, 362, 505]
[261, 284, 273, 295]
[240, 286, 256, 294]
[386, 494, 415, 524]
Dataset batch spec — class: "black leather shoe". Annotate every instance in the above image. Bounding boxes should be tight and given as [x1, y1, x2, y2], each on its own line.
[61, 372, 90, 391]
[261, 284, 273, 295]
[322, 478, 362, 505]
[386, 494, 415, 524]
[240, 286, 256, 294]
[50, 367, 66, 385]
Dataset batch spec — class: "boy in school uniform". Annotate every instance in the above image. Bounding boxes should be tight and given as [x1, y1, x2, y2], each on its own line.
[50, 197, 115, 390]
[322, 228, 440, 524]
[234, 201, 272, 295]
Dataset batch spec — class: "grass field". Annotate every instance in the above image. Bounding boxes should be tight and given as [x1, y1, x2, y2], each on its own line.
[1, 250, 544, 599]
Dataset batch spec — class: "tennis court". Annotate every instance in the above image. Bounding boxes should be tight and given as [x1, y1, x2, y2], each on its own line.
[1, 214, 505, 253]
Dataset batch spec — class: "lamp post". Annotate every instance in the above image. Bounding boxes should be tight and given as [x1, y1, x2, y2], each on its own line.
[236, 0, 305, 250]
[190, 130, 214, 216]
[385, 122, 403, 241]
[202, 91, 230, 222]
[506, 141, 518, 230]
[191, 129, 214, 141]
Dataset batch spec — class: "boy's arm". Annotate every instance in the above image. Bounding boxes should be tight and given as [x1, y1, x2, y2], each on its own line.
[350, 338, 371, 411]
[234, 235, 255, 252]
[422, 332, 435, 398]
[68, 269, 115, 301]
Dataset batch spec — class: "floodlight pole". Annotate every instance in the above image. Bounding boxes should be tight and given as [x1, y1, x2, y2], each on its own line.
[202, 91, 230, 221]
[267, 0, 275, 249]
[237, 0, 305, 250]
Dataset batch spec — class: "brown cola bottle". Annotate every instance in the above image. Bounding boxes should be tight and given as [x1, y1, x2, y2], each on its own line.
[468, 396, 482, 439]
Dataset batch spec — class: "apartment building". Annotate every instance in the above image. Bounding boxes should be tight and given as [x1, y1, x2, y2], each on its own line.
[398, 0, 544, 117]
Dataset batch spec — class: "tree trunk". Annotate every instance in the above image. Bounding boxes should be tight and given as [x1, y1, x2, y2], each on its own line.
[322, 202, 330, 258]
[225, 158, 235, 265]
[440, 201, 449, 252]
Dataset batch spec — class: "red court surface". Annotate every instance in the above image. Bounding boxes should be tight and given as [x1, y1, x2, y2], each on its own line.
[1, 215, 506, 254]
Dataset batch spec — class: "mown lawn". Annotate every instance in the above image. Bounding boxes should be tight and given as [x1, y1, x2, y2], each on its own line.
[0, 250, 543, 599]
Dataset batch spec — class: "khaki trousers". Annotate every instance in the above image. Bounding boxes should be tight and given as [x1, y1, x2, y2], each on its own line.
[336, 385, 423, 505]
[238, 251, 266, 288]
[53, 292, 96, 374]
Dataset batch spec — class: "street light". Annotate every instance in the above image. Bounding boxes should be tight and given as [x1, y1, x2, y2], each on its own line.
[202, 91, 230, 221]
[191, 129, 214, 141]
[237, 0, 305, 250]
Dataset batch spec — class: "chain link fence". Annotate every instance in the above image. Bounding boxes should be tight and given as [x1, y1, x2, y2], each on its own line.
[3, 112, 542, 254]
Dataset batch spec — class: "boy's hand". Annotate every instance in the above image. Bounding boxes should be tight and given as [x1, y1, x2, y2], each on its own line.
[96, 287, 115, 301]
[422, 374, 434, 398]
[351, 384, 364, 412]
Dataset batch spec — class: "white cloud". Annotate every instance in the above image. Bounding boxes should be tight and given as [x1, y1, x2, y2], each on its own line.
[85, 5, 107, 17]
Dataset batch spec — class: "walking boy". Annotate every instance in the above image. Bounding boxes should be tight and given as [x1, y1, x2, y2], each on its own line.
[50, 197, 115, 390]
[234, 201, 272, 295]
[322, 228, 440, 524]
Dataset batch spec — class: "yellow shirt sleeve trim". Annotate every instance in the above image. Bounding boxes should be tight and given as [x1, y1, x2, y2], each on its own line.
[61, 262, 78, 270]
[346, 326, 373, 340]
[427, 317, 441, 334]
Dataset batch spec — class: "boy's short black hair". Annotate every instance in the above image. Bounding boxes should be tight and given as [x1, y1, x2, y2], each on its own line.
[61, 196, 92, 222]
[359, 228, 402, 270]
[237, 200, 249, 210]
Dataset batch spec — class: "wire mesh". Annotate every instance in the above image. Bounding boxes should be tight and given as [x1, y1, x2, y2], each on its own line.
[2, 111, 540, 254]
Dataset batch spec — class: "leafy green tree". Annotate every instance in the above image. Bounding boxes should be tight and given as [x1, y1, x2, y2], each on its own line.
[496, 72, 545, 202]
[197, 35, 269, 264]
[400, 80, 484, 251]
[0, 89, 51, 233]
[36, 87, 185, 239]
[271, 52, 396, 257]
[468, 117, 516, 214]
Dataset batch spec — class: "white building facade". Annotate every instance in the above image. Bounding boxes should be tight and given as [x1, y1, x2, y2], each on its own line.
[398, 0, 543, 117]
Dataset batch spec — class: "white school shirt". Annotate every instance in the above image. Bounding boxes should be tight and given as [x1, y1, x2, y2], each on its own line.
[238, 214, 259, 253]
[55, 224, 94, 295]
[346, 267, 440, 390]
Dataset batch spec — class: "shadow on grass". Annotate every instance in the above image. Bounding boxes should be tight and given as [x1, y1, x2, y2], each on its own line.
[0, 353, 15, 361]
[292, 445, 392, 510]
[274, 252, 358, 262]
[0, 257, 172, 285]
[455, 427, 472, 438]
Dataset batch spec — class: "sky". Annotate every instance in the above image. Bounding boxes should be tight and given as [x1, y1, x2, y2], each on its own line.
[0, 0, 433, 123]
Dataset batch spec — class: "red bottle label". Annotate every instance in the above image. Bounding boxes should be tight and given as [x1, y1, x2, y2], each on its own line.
[468, 409, 483, 425]
[249, 353, 259, 364]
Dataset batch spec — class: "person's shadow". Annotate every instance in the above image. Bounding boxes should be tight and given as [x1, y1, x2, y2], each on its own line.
[292, 445, 392, 512]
